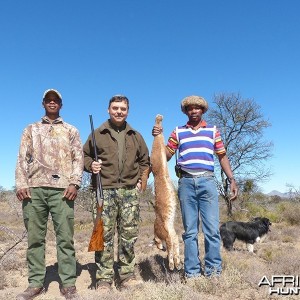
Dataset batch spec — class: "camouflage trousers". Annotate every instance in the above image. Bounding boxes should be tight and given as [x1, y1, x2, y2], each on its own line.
[92, 187, 140, 283]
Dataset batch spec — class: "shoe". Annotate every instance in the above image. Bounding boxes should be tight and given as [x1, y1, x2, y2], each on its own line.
[120, 275, 143, 290]
[185, 273, 201, 280]
[183, 273, 202, 285]
[60, 286, 80, 300]
[16, 287, 44, 300]
[206, 274, 221, 284]
[96, 281, 112, 293]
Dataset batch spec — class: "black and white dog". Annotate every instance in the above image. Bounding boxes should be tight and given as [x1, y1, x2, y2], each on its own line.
[220, 217, 272, 252]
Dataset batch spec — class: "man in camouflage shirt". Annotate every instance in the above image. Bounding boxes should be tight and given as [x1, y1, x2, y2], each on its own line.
[83, 95, 150, 292]
[15, 89, 84, 300]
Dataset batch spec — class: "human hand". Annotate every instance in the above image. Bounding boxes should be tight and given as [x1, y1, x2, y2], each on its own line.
[16, 188, 31, 201]
[152, 125, 163, 136]
[136, 179, 143, 192]
[63, 185, 78, 201]
[230, 180, 238, 201]
[91, 159, 102, 174]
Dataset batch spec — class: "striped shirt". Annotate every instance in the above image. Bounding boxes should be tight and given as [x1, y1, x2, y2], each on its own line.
[166, 120, 226, 173]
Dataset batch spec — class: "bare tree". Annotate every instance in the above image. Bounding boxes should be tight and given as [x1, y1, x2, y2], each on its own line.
[0, 186, 6, 202]
[207, 93, 273, 215]
[286, 183, 300, 202]
[0, 188, 28, 264]
[76, 171, 94, 212]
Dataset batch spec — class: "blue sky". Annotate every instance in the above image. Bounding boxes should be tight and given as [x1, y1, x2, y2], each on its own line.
[1, 0, 299, 193]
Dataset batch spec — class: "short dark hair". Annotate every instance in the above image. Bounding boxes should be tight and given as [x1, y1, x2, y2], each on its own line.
[108, 95, 129, 109]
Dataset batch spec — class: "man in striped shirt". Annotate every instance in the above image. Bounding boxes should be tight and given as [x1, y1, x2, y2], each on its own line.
[152, 95, 238, 280]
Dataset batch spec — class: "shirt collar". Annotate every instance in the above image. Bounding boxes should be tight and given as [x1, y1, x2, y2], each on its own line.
[41, 116, 63, 124]
[100, 120, 135, 134]
[186, 119, 207, 128]
[108, 119, 127, 132]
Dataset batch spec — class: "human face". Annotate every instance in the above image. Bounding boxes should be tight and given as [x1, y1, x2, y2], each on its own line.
[42, 92, 62, 120]
[108, 100, 128, 126]
[186, 105, 204, 124]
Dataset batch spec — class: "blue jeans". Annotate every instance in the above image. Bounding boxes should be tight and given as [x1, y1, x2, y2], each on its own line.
[178, 175, 222, 277]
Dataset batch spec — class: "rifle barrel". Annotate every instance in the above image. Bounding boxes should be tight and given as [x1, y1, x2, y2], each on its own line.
[89, 115, 104, 202]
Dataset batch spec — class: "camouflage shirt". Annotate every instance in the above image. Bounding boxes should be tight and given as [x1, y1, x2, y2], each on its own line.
[15, 116, 84, 190]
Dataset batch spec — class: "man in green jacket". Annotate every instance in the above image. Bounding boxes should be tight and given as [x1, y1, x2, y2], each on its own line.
[83, 95, 150, 292]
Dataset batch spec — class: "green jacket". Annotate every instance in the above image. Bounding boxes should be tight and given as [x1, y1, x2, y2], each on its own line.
[83, 120, 150, 189]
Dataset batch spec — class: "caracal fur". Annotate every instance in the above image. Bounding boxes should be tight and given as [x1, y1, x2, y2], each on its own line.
[150, 114, 182, 270]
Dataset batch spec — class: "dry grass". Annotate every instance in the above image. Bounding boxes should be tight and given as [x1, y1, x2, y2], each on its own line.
[0, 192, 300, 299]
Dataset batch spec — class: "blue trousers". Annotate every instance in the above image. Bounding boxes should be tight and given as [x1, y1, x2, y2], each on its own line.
[178, 175, 222, 277]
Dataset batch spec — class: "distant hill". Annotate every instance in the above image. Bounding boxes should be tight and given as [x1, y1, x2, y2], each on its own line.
[267, 190, 289, 198]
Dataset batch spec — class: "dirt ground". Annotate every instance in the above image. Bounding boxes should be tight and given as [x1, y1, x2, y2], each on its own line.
[1, 194, 300, 300]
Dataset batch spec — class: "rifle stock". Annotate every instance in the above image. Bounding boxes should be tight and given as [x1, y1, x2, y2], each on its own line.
[88, 114, 104, 252]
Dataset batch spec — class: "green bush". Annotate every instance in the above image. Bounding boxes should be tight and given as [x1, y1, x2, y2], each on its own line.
[276, 202, 300, 225]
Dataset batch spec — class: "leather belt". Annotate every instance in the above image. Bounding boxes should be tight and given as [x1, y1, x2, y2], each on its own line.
[181, 170, 214, 178]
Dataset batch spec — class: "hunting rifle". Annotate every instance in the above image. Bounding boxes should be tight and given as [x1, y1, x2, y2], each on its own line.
[88, 114, 104, 252]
